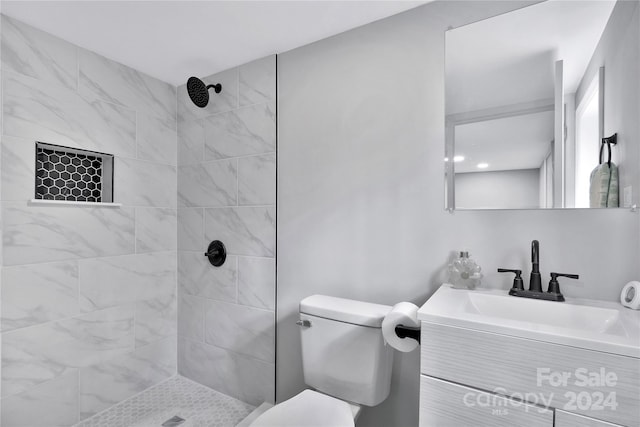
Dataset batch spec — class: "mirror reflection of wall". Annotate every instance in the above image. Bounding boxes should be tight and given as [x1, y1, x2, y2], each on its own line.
[575, 70, 602, 208]
[445, 0, 639, 210]
[453, 111, 554, 209]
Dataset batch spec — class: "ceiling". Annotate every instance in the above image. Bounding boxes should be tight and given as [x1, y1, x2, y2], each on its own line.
[446, 0, 616, 115]
[2, 0, 427, 86]
[455, 110, 554, 174]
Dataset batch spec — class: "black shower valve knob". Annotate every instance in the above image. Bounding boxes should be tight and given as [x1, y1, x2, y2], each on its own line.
[204, 240, 226, 267]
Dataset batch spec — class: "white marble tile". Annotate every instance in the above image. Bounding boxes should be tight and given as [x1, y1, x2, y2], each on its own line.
[114, 158, 177, 208]
[79, 336, 175, 420]
[137, 112, 177, 165]
[1, 370, 79, 427]
[238, 257, 275, 311]
[239, 55, 276, 107]
[177, 68, 238, 123]
[135, 291, 177, 348]
[78, 49, 176, 122]
[1, 15, 77, 90]
[232, 349, 275, 406]
[178, 339, 228, 397]
[204, 300, 274, 363]
[2, 202, 135, 266]
[3, 73, 136, 158]
[1, 305, 135, 398]
[1, 261, 79, 332]
[238, 154, 276, 206]
[79, 252, 176, 312]
[178, 208, 203, 251]
[178, 293, 203, 343]
[177, 119, 204, 166]
[1, 136, 35, 201]
[135, 207, 177, 253]
[178, 160, 237, 207]
[178, 251, 236, 302]
[178, 338, 274, 406]
[204, 102, 276, 160]
[0, 201, 3, 266]
[205, 207, 275, 257]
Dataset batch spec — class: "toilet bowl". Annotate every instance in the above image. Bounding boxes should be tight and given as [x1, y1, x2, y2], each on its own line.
[250, 389, 360, 427]
[250, 295, 394, 427]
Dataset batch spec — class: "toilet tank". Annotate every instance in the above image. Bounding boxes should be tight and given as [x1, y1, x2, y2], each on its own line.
[298, 295, 394, 407]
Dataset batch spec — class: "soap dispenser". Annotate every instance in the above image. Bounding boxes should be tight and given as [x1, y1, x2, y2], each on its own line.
[448, 251, 482, 289]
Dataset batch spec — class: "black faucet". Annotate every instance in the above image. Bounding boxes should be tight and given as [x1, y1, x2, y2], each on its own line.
[529, 240, 542, 292]
[498, 240, 579, 302]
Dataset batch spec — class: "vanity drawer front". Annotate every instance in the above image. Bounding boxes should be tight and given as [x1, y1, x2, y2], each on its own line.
[420, 375, 553, 427]
[421, 322, 640, 426]
[555, 410, 624, 427]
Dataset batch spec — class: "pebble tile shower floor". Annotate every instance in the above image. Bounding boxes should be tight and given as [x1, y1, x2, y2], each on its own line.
[76, 376, 255, 427]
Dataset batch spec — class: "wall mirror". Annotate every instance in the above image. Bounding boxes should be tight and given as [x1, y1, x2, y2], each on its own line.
[445, 0, 639, 210]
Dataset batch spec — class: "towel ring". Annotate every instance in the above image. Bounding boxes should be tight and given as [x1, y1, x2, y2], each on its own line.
[599, 133, 618, 167]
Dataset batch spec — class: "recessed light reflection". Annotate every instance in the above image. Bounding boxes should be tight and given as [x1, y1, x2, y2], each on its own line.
[477, 162, 489, 169]
[453, 155, 465, 162]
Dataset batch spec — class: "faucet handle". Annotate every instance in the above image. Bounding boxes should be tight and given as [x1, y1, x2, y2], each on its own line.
[548, 272, 579, 294]
[498, 268, 524, 291]
[551, 272, 579, 280]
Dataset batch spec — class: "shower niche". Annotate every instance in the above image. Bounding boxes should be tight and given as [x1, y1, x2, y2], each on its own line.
[34, 141, 115, 204]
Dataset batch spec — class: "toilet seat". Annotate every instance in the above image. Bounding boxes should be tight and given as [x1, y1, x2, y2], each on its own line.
[250, 389, 356, 427]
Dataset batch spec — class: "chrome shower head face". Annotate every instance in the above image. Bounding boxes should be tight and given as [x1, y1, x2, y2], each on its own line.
[186, 77, 222, 108]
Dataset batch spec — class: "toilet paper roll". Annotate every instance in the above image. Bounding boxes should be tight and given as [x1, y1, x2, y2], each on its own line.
[382, 302, 420, 352]
[620, 281, 640, 310]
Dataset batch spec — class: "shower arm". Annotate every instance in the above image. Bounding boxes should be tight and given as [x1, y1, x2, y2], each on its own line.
[206, 83, 222, 93]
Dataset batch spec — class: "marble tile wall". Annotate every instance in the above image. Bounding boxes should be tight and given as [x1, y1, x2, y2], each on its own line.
[176, 55, 276, 406]
[0, 15, 178, 426]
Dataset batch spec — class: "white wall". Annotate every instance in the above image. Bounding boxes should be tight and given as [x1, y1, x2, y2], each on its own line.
[455, 169, 540, 209]
[277, 1, 640, 426]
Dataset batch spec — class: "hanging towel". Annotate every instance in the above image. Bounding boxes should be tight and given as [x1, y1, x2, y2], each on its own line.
[589, 162, 619, 208]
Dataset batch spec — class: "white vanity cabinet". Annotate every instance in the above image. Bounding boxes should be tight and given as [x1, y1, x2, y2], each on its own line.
[418, 321, 638, 427]
[419, 375, 553, 426]
[555, 410, 625, 427]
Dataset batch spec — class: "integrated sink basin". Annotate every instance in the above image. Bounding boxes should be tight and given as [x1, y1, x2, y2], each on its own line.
[418, 284, 640, 357]
[465, 291, 621, 334]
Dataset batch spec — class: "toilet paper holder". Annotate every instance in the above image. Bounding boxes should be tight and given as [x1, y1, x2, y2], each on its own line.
[395, 325, 421, 344]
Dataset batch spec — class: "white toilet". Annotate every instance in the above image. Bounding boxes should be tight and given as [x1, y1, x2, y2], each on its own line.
[250, 295, 394, 427]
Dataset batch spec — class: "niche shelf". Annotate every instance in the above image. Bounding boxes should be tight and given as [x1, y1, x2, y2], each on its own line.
[28, 199, 122, 207]
[34, 141, 117, 206]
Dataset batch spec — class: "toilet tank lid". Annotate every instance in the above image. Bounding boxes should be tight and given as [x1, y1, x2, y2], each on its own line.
[300, 295, 392, 327]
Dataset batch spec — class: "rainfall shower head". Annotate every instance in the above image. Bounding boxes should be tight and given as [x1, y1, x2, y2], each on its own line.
[186, 76, 222, 108]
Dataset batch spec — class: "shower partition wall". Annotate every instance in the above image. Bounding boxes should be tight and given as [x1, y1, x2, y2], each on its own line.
[176, 55, 277, 406]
